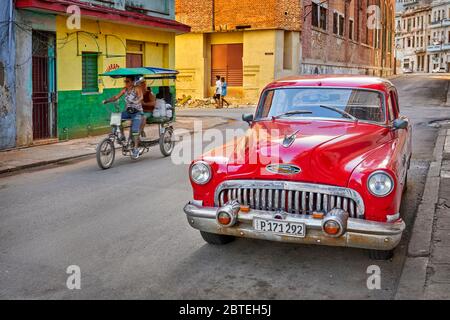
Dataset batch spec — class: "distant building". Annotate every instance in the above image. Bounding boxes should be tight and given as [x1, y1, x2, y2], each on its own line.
[0, 0, 189, 149]
[175, 0, 302, 103]
[394, 0, 450, 73]
[301, 0, 396, 77]
[395, 1, 432, 73]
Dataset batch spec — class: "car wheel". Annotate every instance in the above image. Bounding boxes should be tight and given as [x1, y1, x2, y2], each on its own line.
[200, 231, 235, 245]
[368, 249, 394, 260]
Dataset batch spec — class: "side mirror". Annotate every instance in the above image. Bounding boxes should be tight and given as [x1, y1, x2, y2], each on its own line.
[242, 113, 254, 125]
[393, 118, 409, 130]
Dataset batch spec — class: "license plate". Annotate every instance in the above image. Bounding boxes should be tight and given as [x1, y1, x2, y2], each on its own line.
[253, 218, 306, 238]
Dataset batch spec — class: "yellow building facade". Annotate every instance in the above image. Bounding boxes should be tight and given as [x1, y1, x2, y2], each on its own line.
[14, 0, 189, 144]
[175, 0, 302, 104]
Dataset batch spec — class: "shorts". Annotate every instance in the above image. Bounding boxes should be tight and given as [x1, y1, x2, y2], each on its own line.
[122, 111, 143, 135]
[214, 94, 221, 99]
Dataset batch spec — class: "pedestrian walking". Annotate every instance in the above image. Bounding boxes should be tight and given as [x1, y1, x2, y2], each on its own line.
[221, 77, 230, 107]
[214, 75, 223, 109]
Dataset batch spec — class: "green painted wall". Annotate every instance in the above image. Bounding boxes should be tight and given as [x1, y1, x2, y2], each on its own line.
[57, 88, 121, 140]
[57, 86, 176, 140]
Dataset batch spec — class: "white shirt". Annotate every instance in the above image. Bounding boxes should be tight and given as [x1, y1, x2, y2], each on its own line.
[216, 80, 222, 95]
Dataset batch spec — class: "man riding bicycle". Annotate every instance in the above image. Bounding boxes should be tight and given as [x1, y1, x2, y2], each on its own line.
[103, 76, 144, 159]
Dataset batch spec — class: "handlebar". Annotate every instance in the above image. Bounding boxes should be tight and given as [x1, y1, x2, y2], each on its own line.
[103, 100, 123, 113]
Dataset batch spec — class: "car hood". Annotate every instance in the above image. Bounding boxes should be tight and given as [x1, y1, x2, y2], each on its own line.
[203, 119, 393, 187]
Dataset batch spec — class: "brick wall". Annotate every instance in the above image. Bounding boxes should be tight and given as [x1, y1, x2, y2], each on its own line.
[176, 0, 302, 32]
[302, 0, 396, 76]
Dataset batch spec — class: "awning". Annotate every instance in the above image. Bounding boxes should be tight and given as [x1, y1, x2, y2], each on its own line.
[16, 0, 190, 34]
[100, 67, 179, 79]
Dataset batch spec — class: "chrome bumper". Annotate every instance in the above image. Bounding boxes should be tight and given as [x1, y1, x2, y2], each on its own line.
[183, 202, 405, 251]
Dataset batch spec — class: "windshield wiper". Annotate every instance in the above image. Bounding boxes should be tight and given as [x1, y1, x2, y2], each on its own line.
[319, 105, 358, 121]
[273, 110, 313, 119]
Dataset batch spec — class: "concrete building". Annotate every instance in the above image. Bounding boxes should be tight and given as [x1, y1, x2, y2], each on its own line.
[301, 0, 396, 76]
[395, 0, 432, 73]
[175, 0, 302, 103]
[0, 0, 189, 149]
[428, 0, 450, 72]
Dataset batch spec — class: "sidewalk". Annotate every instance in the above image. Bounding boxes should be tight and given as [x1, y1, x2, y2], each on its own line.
[0, 116, 229, 175]
[396, 127, 450, 299]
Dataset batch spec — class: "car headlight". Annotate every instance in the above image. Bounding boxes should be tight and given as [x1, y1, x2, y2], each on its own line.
[367, 171, 394, 197]
[190, 161, 212, 185]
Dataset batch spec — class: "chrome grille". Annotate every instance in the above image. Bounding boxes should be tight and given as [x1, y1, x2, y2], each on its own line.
[215, 180, 365, 219]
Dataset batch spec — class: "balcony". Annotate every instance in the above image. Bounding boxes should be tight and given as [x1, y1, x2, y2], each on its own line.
[427, 43, 450, 52]
[78, 0, 172, 18]
[430, 18, 450, 28]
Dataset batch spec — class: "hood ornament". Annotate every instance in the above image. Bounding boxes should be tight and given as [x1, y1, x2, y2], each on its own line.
[266, 164, 301, 175]
[282, 130, 300, 148]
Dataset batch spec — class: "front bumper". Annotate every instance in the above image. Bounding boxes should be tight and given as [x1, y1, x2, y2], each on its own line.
[183, 202, 405, 251]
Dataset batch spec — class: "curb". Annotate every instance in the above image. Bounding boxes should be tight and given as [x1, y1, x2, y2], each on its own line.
[0, 118, 231, 176]
[444, 129, 450, 160]
[395, 128, 447, 300]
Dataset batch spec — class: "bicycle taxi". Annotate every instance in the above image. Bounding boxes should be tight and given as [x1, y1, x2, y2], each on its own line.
[96, 67, 178, 169]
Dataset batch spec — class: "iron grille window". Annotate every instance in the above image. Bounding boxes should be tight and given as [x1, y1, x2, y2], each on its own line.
[82, 52, 99, 93]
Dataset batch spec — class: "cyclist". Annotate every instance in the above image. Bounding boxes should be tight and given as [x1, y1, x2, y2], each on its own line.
[103, 76, 143, 159]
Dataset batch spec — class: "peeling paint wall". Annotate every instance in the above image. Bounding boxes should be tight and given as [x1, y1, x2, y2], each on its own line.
[0, 0, 16, 149]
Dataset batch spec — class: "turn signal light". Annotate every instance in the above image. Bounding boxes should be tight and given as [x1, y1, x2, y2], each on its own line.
[323, 220, 340, 236]
[312, 212, 325, 219]
[240, 205, 251, 213]
[217, 212, 232, 226]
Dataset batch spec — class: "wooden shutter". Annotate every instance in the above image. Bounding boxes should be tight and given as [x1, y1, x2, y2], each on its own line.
[82, 53, 98, 92]
[126, 53, 143, 68]
[211, 44, 243, 87]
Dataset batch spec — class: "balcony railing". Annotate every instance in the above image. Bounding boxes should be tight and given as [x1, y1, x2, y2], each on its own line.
[427, 43, 450, 52]
[430, 18, 450, 28]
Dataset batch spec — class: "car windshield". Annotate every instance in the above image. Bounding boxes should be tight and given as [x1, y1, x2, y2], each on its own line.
[256, 88, 385, 123]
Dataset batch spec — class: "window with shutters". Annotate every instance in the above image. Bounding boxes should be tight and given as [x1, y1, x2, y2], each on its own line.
[211, 44, 243, 87]
[82, 52, 99, 93]
[126, 40, 144, 68]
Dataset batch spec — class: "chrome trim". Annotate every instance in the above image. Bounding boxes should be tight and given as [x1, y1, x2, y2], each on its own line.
[189, 161, 212, 185]
[216, 200, 240, 227]
[322, 208, 349, 238]
[367, 170, 395, 197]
[214, 180, 365, 218]
[184, 203, 405, 251]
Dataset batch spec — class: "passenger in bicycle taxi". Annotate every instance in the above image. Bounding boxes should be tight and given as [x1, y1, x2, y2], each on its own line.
[139, 79, 156, 135]
[102, 76, 144, 159]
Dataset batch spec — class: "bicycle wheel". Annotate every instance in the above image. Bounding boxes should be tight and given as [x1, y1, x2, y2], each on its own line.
[96, 138, 116, 169]
[159, 127, 175, 157]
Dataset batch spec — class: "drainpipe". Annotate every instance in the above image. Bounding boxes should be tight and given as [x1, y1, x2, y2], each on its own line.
[8, 0, 13, 50]
[212, 0, 215, 32]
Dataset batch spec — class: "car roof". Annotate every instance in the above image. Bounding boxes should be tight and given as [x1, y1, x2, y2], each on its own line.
[264, 75, 394, 93]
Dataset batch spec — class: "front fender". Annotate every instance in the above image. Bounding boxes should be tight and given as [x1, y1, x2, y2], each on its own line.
[348, 140, 403, 222]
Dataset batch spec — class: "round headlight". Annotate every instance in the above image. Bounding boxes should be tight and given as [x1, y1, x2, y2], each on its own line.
[368, 171, 394, 197]
[190, 161, 212, 185]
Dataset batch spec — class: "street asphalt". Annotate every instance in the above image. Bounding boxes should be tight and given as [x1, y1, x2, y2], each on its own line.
[0, 74, 449, 299]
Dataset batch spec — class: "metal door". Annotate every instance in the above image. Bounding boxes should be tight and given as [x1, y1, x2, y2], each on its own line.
[32, 31, 56, 140]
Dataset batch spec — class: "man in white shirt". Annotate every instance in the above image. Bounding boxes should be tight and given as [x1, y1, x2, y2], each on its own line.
[214, 75, 223, 108]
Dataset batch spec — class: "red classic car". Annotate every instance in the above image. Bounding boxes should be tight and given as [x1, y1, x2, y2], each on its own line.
[184, 75, 412, 260]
